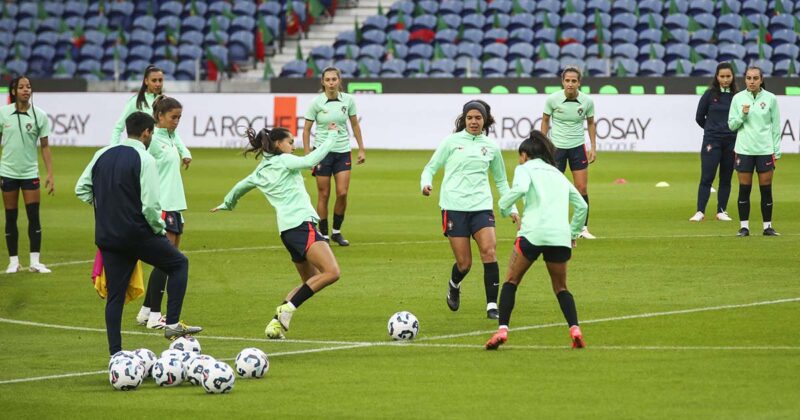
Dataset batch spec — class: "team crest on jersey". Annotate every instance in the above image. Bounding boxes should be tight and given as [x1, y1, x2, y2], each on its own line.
[166, 215, 174, 225]
[481, 146, 488, 156]
[341, 106, 347, 114]
[577, 108, 584, 116]
[706, 144, 712, 152]
[759, 102, 766, 109]
[25, 123, 33, 132]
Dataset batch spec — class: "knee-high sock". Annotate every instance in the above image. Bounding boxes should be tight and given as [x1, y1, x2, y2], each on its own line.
[556, 290, 579, 327]
[581, 194, 589, 226]
[760, 184, 773, 222]
[146, 268, 168, 313]
[25, 202, 41, 253]
[483, 262, 499, 304]
[451, 263, 469, 286]
[333, 213, 345, 231]
[318, 219, 329, 236]
[289, 283, 315, 309]
[4, 209, 18, 257]
[737, 184, 752, 222]
[498, 282, 518, 327]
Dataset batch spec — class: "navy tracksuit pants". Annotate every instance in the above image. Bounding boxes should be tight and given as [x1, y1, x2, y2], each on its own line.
[697, 138, 735, 214]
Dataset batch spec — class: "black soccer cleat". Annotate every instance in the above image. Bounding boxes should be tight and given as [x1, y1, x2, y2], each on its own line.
[446, 282, 460, 311]
[763, 227, 780, 236]
[736, 227, 750, 237]
[486, 308, 499, 319]
[331, 233, 350, 246]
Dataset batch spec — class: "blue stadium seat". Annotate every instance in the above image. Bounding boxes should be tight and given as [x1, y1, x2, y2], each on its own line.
[638, 0, 664, 14]
[334, 45, 359, 60]
[695, 44, 719, 60]
[483, 29, 509, 46]
[258, 1, 281, 16]
[440, 14, 461, 29]
[508, 13, 535, 32]
[434, 29, 457, 44]
[742, 0, 767, 14]
[586, 28, 612, 45]
[772, 44, 800, 61]
[665, 14, 689, 30]
[508, 43, 534, 60]
[615, 58, 638, 75]
[157, 15, 180, 32]
[208, 16, 231, 32]
[418, 0, 440, 14]
[538, 43, 560, 59]
[153, 60, 176, 77]
[229, 31, 254, 62]
[666, 59, 693, 76]
[586, 43, 612, 58]
[769, 0, 795, 14]
[36, 17, 60, 34]
[183, 0, 208, 17]
[483, 43, 508, 59]
[666, 29, 690, 46]
[505, 57, 532, 76]
[690, 29, 714, 47]
[436, 43, 458, 59]
[125, 60, 150, 78]
[534, 28, 557, 43]
[178, 44, 203, 61]
[36, 31, 58, 47]
[560, 13, 585, 29]
[15, 31, 37, 47]
[561, 43, 587, 59]
[693, 13, 716, 29]
[454, 56, 481, 76]
[0, 17, 15, 33]
[410, 14, 436, 32]
[182, 16, 206, 33]
[431, 58, 457, 74]
[108, 1, 135, 28]
[559, 56, 585, 70]
[742, 29, 760, 44]
[133, 16, 157, 32]
[461, 13, 486, 29]
[769, 14, 795, 32]
[363, 15, 388, 32]
[77, 59, 101, 74]
[509, 28, 534, 45]
[611, 13, 637, 30]
[716, 14, 741, 31]
[456, 42, 482, 59]
[80, 44, 104, 61]
[586, 0, 611, 13]
[281, 60, 307, 77]
[612, 43, 638, 60]
[745, 14, 769, 28]
[388, 0, 414, 17]
[381, 58, 407, 75]
[612, 0, 637, 14]
[63, 1, 88, 19]
[334, 31, 356, 48]
[717, 43, 746, 61]
[773, 59, 800, 76]
[232, 1, 256, 16]
[209, 1, 233, 16]
[752, 58, 774, 75]
[691, 59, 719, 76]
[745, 43, 772, 61]
[311, 45, 335, 60]
[333, 59, 358, 75]
[0, 32, 13, 48]
[360, 30, 386, 46]
[585, 57, 609, 76]
[688, 0, 714, 15]
[204, 32, 229, 47]
[532, 58, 560, 76]
[175, 60, 197, 81]
[406, 58, 431, 76]
[180, 31, 204, 46]
[391, 44, 409, 59]
[17, 2, 38, 19]
[439, 0, 464, 15]
[231, 16, 256, 32]
[357, 57, 381, 77]
[717, 1, 741, 14]
[129, 45, 154, 62]
[407, 44, 433, 60]
[482, 58, 508, 76]
[534, 13, 561, 31]
[52, 59, 77, 77]
[30, 45, 55, 70]
[665, 0, 689, 13]
[771, 29, 798, 46]
[638, 59, 666, 76]
[6, 59, 29, 77]
[487, 0, 513, 14]
[483, 14, 511, 32]
[461, 29, 484, 44]
[562, 28, 586, 44]
[106, 45, 129, 61]
[611, 28, 637, 46]
[665, 44, 691, 62]
[358, 44, 385, 60]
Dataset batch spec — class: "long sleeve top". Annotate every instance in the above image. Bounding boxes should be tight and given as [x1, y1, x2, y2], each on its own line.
[728, 89, 782, 158]
[148, 127, 191, 212]
[695, 89, 736, 140]
[111, 93, 157, 145]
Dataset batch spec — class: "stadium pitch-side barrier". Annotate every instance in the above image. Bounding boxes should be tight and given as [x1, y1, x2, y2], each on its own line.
[35, 93, 800, 153]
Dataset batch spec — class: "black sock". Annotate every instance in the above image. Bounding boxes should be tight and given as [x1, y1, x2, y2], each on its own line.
[4, 208, 18, 257]
[581, 194, 589, 227]
[333, 213, 344, 231]
[25, 202, 41, 253]
[318, 219, 329, 236]
[737, 184, 752, 223]
[147, 268, 168, 312]
[289, 283, 315, 309]
[498, 282, 517, 326]
[483, 262, 499, 305]
[760, 184, 773, 224]
[556, 290, 579, 327]
[450, 263, 469, 285]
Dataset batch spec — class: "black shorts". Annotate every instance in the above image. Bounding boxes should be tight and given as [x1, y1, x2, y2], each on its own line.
[313, 151, 352, 177]
[554, 145, 589, 173]
[514, 237, 571, 263]
[441, 210, 495, 238]
[280, 221, 326, 262]
[735, 154, 775, 173]
[161, 211, 184, 235]
[0, 177, 40, 192]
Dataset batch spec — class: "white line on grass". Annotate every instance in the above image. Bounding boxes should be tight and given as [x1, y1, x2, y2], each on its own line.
[390, 343, 800, 351]
[0, 370, 108, 385]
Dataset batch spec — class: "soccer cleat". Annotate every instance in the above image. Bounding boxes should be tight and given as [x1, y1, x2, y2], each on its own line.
[446, 282, 460, 311]
[135, 311, 149, 326]
[147, 315, 166, 329]
[275, 303, 295, 331]
[715, 211, 732, 221]
[570, 325, 585, 349]
[737, 227, 750, 237]
[5, 262, 20, 274]
[28, 263, 51, 273]
[330, 233, 350, 246]
[689, 211, 704, 222]
[486, 308, 499, 319]
[485, 329, 508, 350]
[763, 227, 780, 236]
[265, 318, 285, 339]
[164, 321, 203, 340]
[579, 227, 596, 239]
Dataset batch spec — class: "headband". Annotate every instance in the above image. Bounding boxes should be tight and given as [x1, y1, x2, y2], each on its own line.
[462, 101, 488, 121]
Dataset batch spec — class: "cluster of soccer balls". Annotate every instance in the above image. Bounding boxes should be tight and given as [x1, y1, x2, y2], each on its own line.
[107, 336, 269, 393]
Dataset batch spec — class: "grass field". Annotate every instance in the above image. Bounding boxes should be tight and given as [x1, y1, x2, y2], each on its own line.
[0, 147, 798, 419]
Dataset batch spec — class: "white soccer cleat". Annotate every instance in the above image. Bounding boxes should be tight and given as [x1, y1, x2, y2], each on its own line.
[136, 310, 150, 326]
[689, 211, 704, 222]
[715, 211, 732, 221]
[5, 262, 20, 274]
[579, 227, 596, 239]
[147, 315, 166, 329]
[28, 263, 51, 273]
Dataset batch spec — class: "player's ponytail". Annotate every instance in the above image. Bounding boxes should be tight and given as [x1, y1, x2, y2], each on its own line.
[136, 65, 163, 110]
[244, 127, 292, 158]
[8, 75, 40, 137]
[520, 130, 556, 167]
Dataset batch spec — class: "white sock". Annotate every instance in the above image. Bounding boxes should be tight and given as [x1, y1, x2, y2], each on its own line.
[763, 222, 772, 230]
[148, 312, 162, 323]
[286, 302, 297, 310]
[499, 325, 509, 332]
[137, 306, 150, 318]
[9, 256, 19, 265]
[30, 252, 40, 266]
[486, 302, 498, 311]
[449, 279, 460, 289]
[740, 220, 749, 229]
[166, 323, 178, 329]
[332, 229, 341, 234]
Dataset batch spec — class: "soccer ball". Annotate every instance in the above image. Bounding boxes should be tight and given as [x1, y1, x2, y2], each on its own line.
[202, 361, 235, 394]
[169, 336, 202, 354]
[132, 348, 157, 378]
[108, 358, 144, 391]
[161, 348, 196, 373]
[387, 311, 419, 340]
[235, 348, 269, 378]
[108, 350, 140, 370]
[152, 357, 185, 387]
[187, 355, 216, 386]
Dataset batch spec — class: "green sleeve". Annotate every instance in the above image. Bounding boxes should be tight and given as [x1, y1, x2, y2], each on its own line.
[771, 96, 781, 158]
[303, 100, 318, 121]
[174, 133, 192, 159]
[281, 136, 335, 170]
[543, 95, 554, 115]
[218, 173, 258, 211]
[139, 153, 166, 235]
[348, 95, 358, 116]
[489, 146, 518, 215]
[111, 97, 137, 145]
[728, 95, 745, 131]
[420, 138, 451, 191]
[584, 97, 595, 119]
[75, 149, 106, 204]
[568, 182, 588, 239]
[37, 108, 50, 138]
[498, 166, 528, 218]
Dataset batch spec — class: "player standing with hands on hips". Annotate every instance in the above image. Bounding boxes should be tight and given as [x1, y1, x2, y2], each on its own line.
[727, 66, 782, 236]
[540, 66, 596, 239]
[302, 67, 366, 246]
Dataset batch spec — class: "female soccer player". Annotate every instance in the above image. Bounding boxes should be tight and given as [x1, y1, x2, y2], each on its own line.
[728, 67, 782, 236]
[540, 66, 596, 239]
[135, 95, 193, 329]
[420, 100, 518, 319]
[690, 62, 738, 222]
[111, 65, 163, 144]
[212, 124, 340, 339]
[302, 67, 366, 246]
[0, 76, 54, 273]
[485, 130, 588, 350]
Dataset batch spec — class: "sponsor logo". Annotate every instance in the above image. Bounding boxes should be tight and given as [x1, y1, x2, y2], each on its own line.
[706, 144, 713, 152]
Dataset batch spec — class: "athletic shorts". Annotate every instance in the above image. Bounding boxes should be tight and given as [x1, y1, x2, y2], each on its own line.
[441, 209, 495, 238]
[313, 151, 352, 177]
[280, 221, 326, 262]
[735, 154, 775, 173]
[514, 237, 571, 263]
[0, 177, 40, 192]
[554, 145, 589, 173]
[161, 211, 184, 235]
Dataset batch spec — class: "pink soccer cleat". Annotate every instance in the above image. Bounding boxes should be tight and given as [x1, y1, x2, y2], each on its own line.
[570, 325, 585, 349]
[485, 328, 508, 350]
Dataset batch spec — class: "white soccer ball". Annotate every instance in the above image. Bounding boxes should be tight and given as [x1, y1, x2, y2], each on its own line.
[235, 348, 269, 378]
[132, 348, 157, 378]
[108, 358, 145, 391]
[152, 357, 185, 387]
[169, 336, 202, 354]
[187, 355, 216, 386]
[201, 361, 235, 394]
[387, 311, 419, 340]
[108, 350, 140, 370]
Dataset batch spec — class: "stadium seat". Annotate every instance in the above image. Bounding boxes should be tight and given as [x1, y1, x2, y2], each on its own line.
[36, 17, 60, 34]
[559, 56, 585, 70]
[440, 14, 461, 29]
[231, 16, 256, 32]
[665, 0, 690, 13]
[410, 14, 436, 32]
[745, 43, 772, 61]
[381, 58, 407, 75]
[16, 2, 38, 19]
[612, 43, 638, 60]
[507, 57, 534, 76]
[184, 1, 208, 17]
[436, 44, 458, 59]
[665, 29, 690, 46]
[508, 13, 535, 32]
[487, 0, 513, 14]
[232, 1, 256, 16]
[483, 29, 509, 46]
[586, 0, 611, 13]
[615, 58, 638, 75]
[257, 1, 281, 16]
[77, 59, 101, 75]
[158, 1, 183, 17]
[536, 0, 561, 14]
[229, 31, 254, 62]
[334, 31, 356, 48]
[752, 58, 774, 75]
[406, 58, 431, 76]
[439, 0, 464, 16]
[742, 0, 767, 14]
[771, 29, 797, 46]
[333, 59, 358, 75]
[693, 13, 716, 29]
[688, 0, 714, 15]
[483, 14, 511, 32]
[612, 0, 637, 14]
[153, 60, 176, 77]
[281, 60, 308, 77]
[418, 0, 440, 15]
[178, 44, 203, 61]
[105, 45, 129, 61]
[175, 59, 197, 81]
[0, 32, 13, 48]
[356, 44, 383, 61]
[334, 45, 359, 60]
[532, 58, 560, 76]
[665, 14, 689, 30]
[535, 13, 561, 31]
[666, 59, 693, 76]
[772, 44, 800, 61]
[695, 44, 719, 60]
[311, 45, 335, 61]
[769, 14, 795, 32]
[508, 43, 534, 60]
[125, 60, 150, 78]
[132, 16, 157, 32]
[461, 29, 484, 44]
[561, 43, 587, 59]
[434, 29, 457, 45]
[585, 57, 610, 76]
[14, 31, 37, 47]
[208, 16, 231, 32]
[665, 44, 691, 62]
[363, 15, 388, 32]
[182, 16, 206, 33]
[79, 44, 104, 61]
[638, 58, 667, 76]
[773, 59, 800, 76]
[483, 43, 509, 59]
[431, 58, 457, 74]
[482, 58, 508, 76]
[5, 59, 29, 77]
[586, 43, 612, 58]
[587, 28, 612, 45]
[718, 29, 744, 45]
[357, 58, 381, 77]
[204, 32, 229, 47]
[690, 29, 714, 47]
[611, 13, 637, 30]
[388, 0, 414, 18]
[108, 1, 135, 28]
[180, 31, 204, 46]
[454, 56, 481, 76]
[52, 59, 77, 77]
[456, 42, 482, 59]
[360, 30, 386, 46]
[611, 29, 637, 46]
[407, 44, 433, 60]
[691, 59, 718, 76]
[561, 28, 586, 44]
[509, 28, 534, 45]
[638, 0, 664, 15]
[537, 43, 560, 59]
[129, 45, 154, 62]
[157, 15, 180, 32]
[63, 1, 88, 19]
[769, 0, 795, 14]
[560, 13, 586, 29]
[717, 43, 746, 61]
[461, 13, 486, 29]
[716, 14, 741, 31]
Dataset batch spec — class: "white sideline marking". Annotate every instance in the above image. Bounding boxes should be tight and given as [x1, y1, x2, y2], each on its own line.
[1, 296, 798, 385]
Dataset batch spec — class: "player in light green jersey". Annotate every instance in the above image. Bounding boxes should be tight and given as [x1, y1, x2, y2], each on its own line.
[111, 65, 163, 144]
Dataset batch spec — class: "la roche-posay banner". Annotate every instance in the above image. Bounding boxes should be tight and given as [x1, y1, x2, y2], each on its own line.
[34, 93, 800, 153]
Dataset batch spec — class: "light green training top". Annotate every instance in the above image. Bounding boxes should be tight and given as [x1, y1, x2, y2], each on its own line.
[499, 159, 588, 247]
[304, 92, 357, 153]
[0, 103, 50, 179]
[543, 90, 595, 149]
[420, 130, 517, 214]
[75, 138, 166, 236]
[149, 127, 192, 212]
[216, 137, 335, 233]
[728, 89, 782, 158]
[111, 92, 158, 145]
